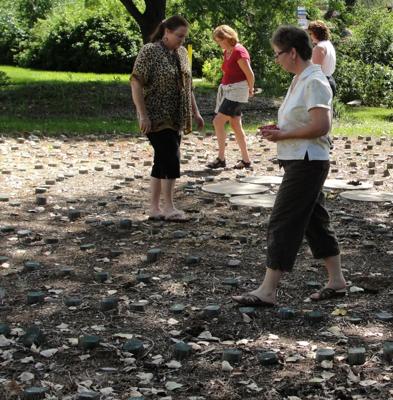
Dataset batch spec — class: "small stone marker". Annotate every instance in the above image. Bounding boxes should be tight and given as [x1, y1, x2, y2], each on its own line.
[136, 273, 151, 283]
[100, 297, 119, 311]
[220, 275, 242, 288]
[278, 307, 295, 320]
[306, 281, 322, 289]
[21, 326, 45, 347]
[0, 195, 9, 202]
[130, 301, 148, 312]
[68, 210, 82, 221]
[0, 323, 11, 337]
[383, 341, 393, 363]
[346, 316, 362, 324]
[375, 311, 393, 322]
[23, 387, 48, 400]
[305, 310, 324, 323]
[258, 351, 279, 366]
[95, 271, 110, 283]
[348, 347, 366, 365]
[123, 338, 144, 355]
[26, 291, 45, 304]
[80, 243, 95, 251]
[77, 391, 100, 400]
[170, 304, 185, 314]
[174, 341, 192, 360]
[204, 304, 221, 318]
[64, 297, 82, 307]
[119, 219, 133, 229]
[79, 335, 101, 350]
[35, 196, 47, 206]
[222, 349, 242, 364]
[316, 348, 335, 362]
[173, 230, 187, 239]
[185, 255, 200, 265]
[23, 261, 42, 272]
[239, 307, 257, 317]
[146, 248, 161, 263]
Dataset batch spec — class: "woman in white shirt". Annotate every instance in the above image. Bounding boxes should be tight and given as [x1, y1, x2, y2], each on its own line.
[308, 20, 337, 96]
[232, 25, 346, 307]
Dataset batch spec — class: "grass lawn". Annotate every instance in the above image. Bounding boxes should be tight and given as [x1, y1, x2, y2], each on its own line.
[0, 65, 392, 137]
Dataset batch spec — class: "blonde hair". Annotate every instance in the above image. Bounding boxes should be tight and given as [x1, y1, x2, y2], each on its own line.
[213, 25, 239, 46]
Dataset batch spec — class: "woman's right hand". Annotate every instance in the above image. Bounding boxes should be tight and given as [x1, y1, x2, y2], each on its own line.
[139, 116, 151, 135]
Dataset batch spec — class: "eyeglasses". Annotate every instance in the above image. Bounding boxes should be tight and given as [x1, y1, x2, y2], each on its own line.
[274, 50, 288, 59]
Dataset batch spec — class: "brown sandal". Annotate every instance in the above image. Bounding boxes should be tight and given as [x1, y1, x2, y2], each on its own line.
[232, 293, 275, 307]
[233, 160, 252, 170]
[311, 287, 347, 301]
[207, 158, 226, 169]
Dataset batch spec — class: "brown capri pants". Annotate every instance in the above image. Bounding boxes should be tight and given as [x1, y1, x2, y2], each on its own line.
[266, 156, 340, 272]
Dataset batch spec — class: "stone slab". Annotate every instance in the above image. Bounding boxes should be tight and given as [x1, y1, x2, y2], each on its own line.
[202, 182, 268, 196]
[340, 190, 393, 202]
[239, 175, 283, 185]
[229, 194, 276, 208]
[323, 179, 373, 190]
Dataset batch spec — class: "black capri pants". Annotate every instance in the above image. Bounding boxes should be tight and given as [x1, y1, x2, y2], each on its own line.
[266, 157, 340, 272]
[147, 129, 181, 179]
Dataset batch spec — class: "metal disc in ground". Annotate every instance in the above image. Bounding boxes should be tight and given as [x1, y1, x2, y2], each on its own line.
[239, 176, 283, 185]
[340, 190, 393, 202]
[202, 182, 268, 195]
[229, 194, 276, 208]
[323, 179, 373, 190]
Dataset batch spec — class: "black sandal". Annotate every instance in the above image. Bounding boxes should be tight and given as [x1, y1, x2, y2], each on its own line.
[207, 157, 226, 169]
[234, 160, 252, 170]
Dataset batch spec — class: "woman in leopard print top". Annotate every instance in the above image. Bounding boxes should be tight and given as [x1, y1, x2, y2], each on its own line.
[131, 15, 204, 221]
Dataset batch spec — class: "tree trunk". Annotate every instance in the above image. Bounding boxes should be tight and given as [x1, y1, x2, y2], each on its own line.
[119, 0, 166, 43]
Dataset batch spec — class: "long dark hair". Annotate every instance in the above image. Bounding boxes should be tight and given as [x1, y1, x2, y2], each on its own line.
[150, 15, 189, 42]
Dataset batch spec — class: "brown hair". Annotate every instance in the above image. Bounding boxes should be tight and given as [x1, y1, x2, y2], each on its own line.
[308, 20, 331, 41]
[213, 25, 239, 46]
[150, 15, 189, 43]
[271, 25, 313, 61]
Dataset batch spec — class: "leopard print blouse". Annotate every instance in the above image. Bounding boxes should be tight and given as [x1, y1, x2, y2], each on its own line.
[132, 42, 192, 134]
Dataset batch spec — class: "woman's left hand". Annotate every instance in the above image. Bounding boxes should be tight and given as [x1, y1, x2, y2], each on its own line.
[194, 113, 205, 131]
[249, 87, 254, 97]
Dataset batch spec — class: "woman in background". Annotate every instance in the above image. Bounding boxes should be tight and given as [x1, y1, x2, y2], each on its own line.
[308, 20, 337, 96]
[207, 25, 254, 170]
[131, 16, 204, 221]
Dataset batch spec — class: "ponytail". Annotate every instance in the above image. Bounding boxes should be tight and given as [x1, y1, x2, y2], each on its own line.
[150, 15, 189, 42]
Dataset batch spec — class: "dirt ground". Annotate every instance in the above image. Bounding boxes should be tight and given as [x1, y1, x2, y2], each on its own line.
[0, 128, 393, 400]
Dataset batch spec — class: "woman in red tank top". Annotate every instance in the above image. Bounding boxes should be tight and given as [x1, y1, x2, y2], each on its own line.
[207, 25, 255, 170]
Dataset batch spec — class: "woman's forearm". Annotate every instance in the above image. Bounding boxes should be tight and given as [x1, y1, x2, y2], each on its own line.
[130, 78, 148, 119]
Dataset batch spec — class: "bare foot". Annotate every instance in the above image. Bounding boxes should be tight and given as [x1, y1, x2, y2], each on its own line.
[148, 208, 163, 219]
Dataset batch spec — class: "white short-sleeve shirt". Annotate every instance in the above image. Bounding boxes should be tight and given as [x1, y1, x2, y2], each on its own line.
[277, 64, 333, 161]
[315, 40, 336, 76]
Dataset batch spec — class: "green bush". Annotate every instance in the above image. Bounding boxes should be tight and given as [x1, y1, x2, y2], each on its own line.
[202, 57, 222, 85]
[335, 56, 393, 107]
[0, 10, 27, 64]
[15, 2, 142, 73]
[0, 71, 10, 87]
[336, 6, 393, 68]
